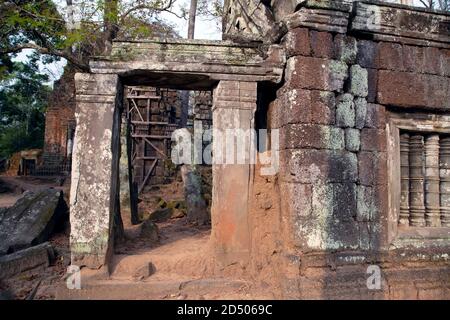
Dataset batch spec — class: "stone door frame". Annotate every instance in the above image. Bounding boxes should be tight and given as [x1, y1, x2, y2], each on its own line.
[69, 39, 285, 269]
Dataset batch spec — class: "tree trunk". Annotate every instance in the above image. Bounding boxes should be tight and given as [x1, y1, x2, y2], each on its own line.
[187, 0, 198, 39]
[103, 0, 119, 54]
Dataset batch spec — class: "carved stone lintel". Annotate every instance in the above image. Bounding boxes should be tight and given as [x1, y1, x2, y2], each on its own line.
[425, 135, 441, 227]
[223, 0, 284, 44]
[409, 135, 426, 227]
[440, 137, 450, 227]
[285, 8, 349, 34]
[351, 1, 450, 49]
[399, 133, 410, 226]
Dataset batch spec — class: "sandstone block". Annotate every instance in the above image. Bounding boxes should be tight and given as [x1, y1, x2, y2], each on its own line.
[280, 149, 358, 184]
[361, 128, 387, 152]
[336, 93, 355, 128]
[357, 40, 379, 69]
[345, 128, 361, 152]
[334, 34, 358, 65]
[285, 56, 348, 92]
[349, 65, 368, 98]
[280, 124, 344, 150]
[378, 42, 404, 71]
[355, 97, 367, 129]
[310, 31, 334, 59]
[283, 28, 311, 57]
[377, 70, 450, 109]
[365, 103, 386, 129]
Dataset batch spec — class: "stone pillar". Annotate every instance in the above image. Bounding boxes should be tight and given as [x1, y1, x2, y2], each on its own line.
[425, 135, 441, 227]
[440, 137, 450, 227]
[70, 73, 123, 269]
[399, 133, 410, 226]
[409, 135, 426, 227]
[211, 81, 257, 266]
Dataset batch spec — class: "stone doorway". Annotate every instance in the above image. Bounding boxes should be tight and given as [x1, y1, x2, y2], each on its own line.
[121, 86, 213, 227]
[69, 38, 284, 272]
[115, 84, 214, 272]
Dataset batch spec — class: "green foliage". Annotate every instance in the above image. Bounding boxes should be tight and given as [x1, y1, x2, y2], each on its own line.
[0, 121, 44, 158]
[0, 60, 50, 158]
[0, 0, 184, 71]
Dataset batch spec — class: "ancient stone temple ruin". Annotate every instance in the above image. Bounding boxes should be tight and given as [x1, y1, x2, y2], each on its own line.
[70, 0, 450, 299]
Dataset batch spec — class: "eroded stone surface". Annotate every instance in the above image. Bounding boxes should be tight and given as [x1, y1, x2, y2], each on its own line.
[69, 0, 450, 300]
[70, 73, 122, 268]
[0, 189, 67, 255]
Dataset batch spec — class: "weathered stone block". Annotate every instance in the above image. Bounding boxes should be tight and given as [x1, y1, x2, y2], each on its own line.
[358, 151, 388, 186]
[334, 34, 357, 65]
[358, 222, 371, 250]
[377, 70, 450, 109]
[71, 73, 121, 269]
[282, 28, 311, 57]
[285, 56, 348, 92]
[280, 183, 313, 219]
[274, 89, 311, 127]
[365, 104, 386, 129]
[345, 128, 360, 152]
[274, 89, 336, 127]
[366, 68, 378, 103]
[310, 30, 334, 59]
[441, 49, 450, 77]
[354, 97, 367, 130]
[0, 242, 54, 280]
[280, 124, 344, 150]
[378, 42, 404, 71]
[357, 185, 375, 222]
[423, 47, 442, 75]
[361, 129, 387, 152]
[295, 214, 360, 251]
[280, 149, 358, 184]
[336, 93, 355, 128]
[0, 189, 68, 255]
[357, 40, 379, 69]
[311, 91, 336, 125]
[332, 183, 357, 222]
[292, 183, 360, 251]
[403, 45, 424, 73]
[349, 65, 368, 98]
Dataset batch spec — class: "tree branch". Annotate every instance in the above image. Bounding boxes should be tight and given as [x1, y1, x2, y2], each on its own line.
[0, 43, 89, 72]
[120, 0, 179, 22]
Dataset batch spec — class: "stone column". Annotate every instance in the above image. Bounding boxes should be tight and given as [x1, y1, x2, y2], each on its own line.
[399, 133, 410, 226]
[440, 137, 450, 227]
[211, 81, 257, 266]
[70, 73, 123, 269]
[409, 135, 426, 227]
[425, 135, 441, 227]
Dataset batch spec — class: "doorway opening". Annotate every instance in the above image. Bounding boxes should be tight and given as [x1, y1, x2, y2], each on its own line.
[114, 84, 213, 281]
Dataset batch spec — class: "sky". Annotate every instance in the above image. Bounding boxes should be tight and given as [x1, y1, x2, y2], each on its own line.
[13, 0, 431, 86]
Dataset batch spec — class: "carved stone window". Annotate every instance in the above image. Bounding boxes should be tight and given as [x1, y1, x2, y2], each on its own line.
[399, 131, 450, 228]
[387, 112, 450, 245]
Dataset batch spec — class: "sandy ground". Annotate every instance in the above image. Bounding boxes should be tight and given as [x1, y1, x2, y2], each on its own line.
[1, 177, 273, 300]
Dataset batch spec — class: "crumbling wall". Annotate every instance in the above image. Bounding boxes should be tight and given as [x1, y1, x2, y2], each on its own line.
[41, 68, 76, 173]
[256, 1, 450, 299]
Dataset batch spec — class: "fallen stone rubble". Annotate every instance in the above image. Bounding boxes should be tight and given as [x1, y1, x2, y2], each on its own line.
[0, 242, 55, 280]
[0, 188, 68, 256]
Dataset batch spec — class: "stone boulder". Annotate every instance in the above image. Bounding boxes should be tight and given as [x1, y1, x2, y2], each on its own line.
[148, 200, 187, 222]
[140, 219, 159, 242]
[148, 207, 173, 223]
[0, 189, 68, 255]
[180, 165, 209, 225]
